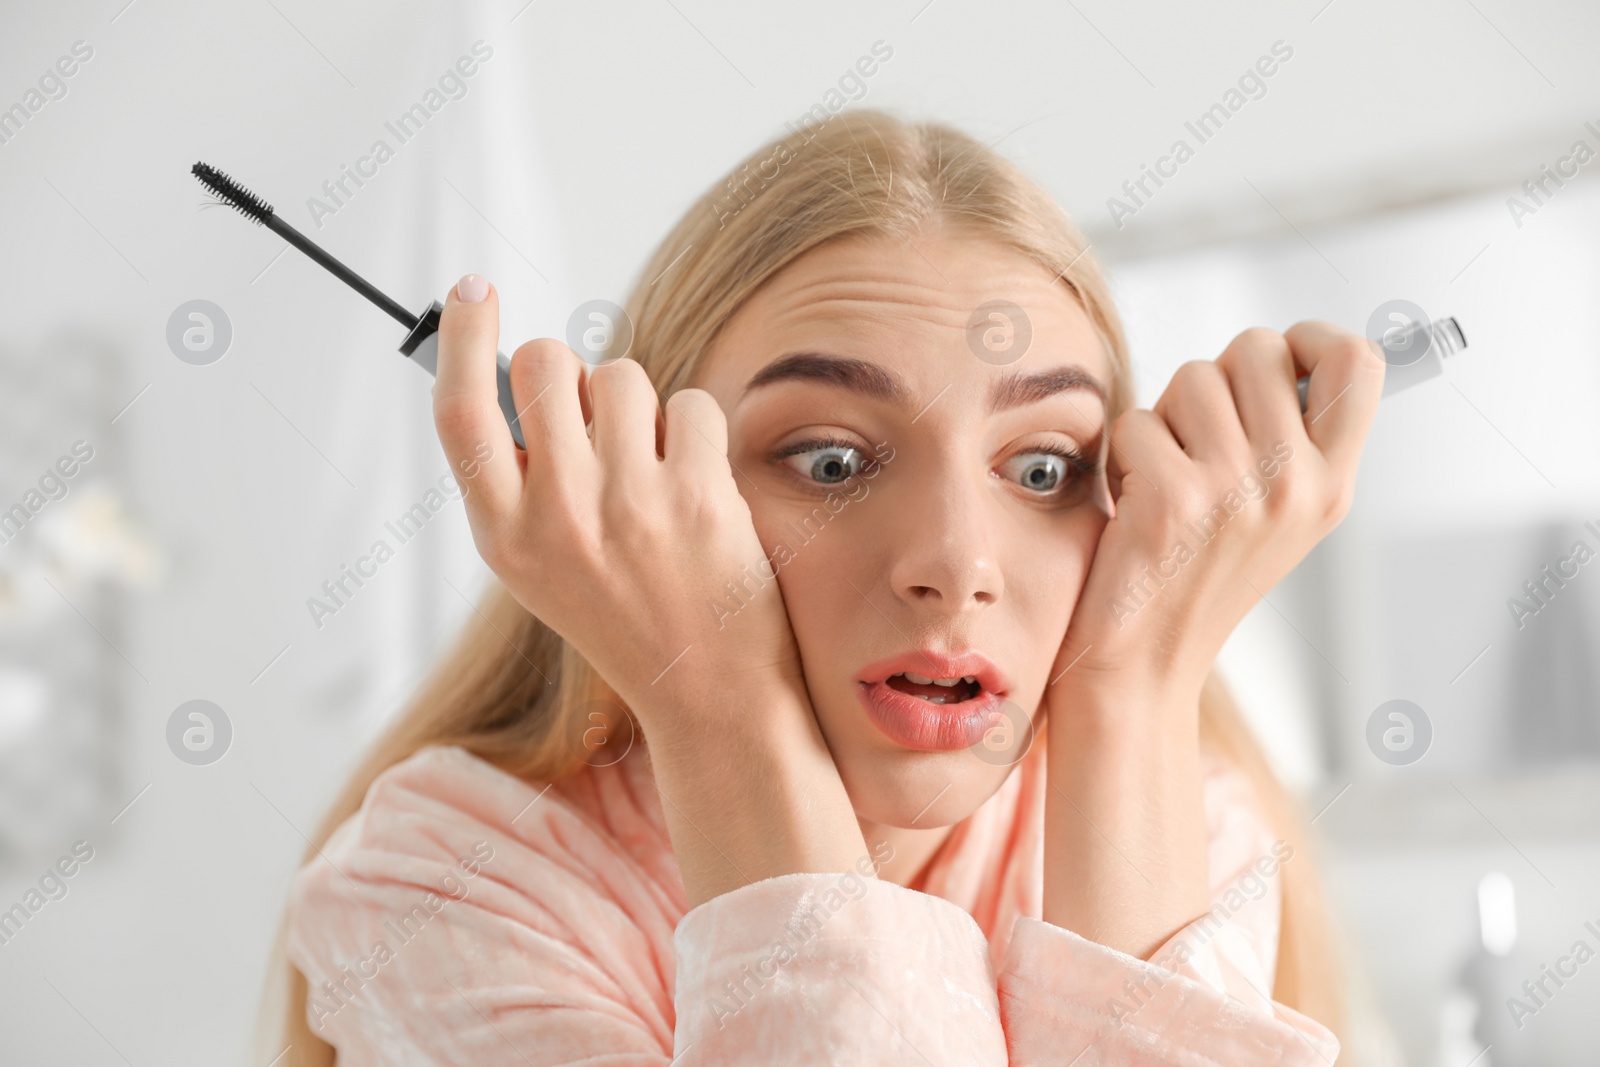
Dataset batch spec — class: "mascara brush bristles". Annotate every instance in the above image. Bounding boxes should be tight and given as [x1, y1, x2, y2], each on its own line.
[191, 160, 419, 330]
[192, 161, 275, 224]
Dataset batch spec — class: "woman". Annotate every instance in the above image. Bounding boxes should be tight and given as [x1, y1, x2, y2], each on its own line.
[265, 109, 1380, 1064]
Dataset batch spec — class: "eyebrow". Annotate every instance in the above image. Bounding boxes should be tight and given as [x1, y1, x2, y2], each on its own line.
[743, 352, 904, 402]
[988, 364, 1106, 412]
[741, 351, 1107, 412]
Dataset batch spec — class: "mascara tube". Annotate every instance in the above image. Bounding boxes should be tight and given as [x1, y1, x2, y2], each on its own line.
[399, 300, 525, 448]
[1297, 316, 1467, 413]
[191, 162, 527, 448]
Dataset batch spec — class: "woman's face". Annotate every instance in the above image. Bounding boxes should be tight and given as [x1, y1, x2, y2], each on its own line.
[693, 221, 1116, 829]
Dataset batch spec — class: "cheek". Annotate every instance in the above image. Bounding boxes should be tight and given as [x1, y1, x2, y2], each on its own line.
[1008, 510, 1105, 664]
[1020, 505, 1105, 602]
[755, 511, 859, 633]
[750, 504, 874, 686]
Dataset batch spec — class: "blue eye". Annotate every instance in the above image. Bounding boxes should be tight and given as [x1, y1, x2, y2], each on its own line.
[777, 438, 867, 485]
[999, 446, 1092, 495]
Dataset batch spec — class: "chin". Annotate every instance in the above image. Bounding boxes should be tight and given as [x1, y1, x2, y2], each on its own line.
[830, 742, 1015, 830]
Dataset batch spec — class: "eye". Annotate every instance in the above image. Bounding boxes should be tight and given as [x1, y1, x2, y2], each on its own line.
[775, 436, 868, 486]
[997, 445, 1095, 496]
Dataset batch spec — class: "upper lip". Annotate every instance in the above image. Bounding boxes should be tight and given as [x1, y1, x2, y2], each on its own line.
[856, 648, 1009, 697]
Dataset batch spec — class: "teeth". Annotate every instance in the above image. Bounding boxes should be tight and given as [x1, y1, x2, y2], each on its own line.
[896, 671, 978, 688]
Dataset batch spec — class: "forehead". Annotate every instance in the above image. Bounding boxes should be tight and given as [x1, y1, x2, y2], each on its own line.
[693, 225, 1112, 408]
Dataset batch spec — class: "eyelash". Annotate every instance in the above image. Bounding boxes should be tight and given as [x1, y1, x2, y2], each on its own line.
[1021, 442, 1099, 479]
[770, 436, 1099, 496]
[770, 435, 872, 487]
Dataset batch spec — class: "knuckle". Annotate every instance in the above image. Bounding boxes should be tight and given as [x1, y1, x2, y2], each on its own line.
[1220, 327, 1288, 374]
[513, 336, 575, 369]
[599, 479, 648, 530]
[1219, 329, 1286, 377]
[591, 355, 652, 395]
[1109, 407, 1145, 447]
[532, 502, 603, 577]
[1322, 478, 1356, 527]
[1172, 479, 1215, 523]
[570, 521, 611, 572]
[670, 479, 719, 530]
[1234, 326, 1285, 354]
[1170, 360, 1229, 404]
[668, 386, 721, 423]
[1352, 341, 1388, 392]
[472, 538, 510, 581]
[471, 517, 519, 576]
[668, 389, 727, 448]
[1330, 331, 1378, 370]
[1265, 470, 1311, 520]
[433, 390, 488, 441]
[509, 338, 582, 393]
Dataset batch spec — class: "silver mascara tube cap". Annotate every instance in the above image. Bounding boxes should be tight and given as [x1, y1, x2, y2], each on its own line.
[400, 300, 526, 449]
[1298, 316, 1467, 413]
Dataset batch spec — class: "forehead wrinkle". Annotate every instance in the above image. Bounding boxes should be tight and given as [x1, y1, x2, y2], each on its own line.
[711, 241, 1111, 413]
[771, 285, 977, 332]
[769, 268, 1086, 342]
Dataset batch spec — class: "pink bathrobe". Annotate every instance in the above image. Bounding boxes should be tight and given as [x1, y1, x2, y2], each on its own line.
[286, 732, 1339, 1064]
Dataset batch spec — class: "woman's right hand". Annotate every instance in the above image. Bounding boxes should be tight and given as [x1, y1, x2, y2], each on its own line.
[433, 276, 870, 903]
[431, 276, 802, 743]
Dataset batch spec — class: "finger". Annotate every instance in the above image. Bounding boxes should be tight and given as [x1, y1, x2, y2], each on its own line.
[1214, 327, 1305, 454]
[435, 275, 520, 521]
[663, 387, 728, 469]
[1105, 408, 1190, 515]
[1151, 360, 1247, 465]
[1282, 320, 1385, 469]
[505, 337, 593, 485]
[587, 358, 661, 479]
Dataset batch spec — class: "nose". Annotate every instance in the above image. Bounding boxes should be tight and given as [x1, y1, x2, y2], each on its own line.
[884, 460, 1003, 617]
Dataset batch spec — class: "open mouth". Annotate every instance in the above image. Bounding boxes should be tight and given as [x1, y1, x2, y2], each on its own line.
[855, 650, 1008, 751]
[883, 671, 982, 704]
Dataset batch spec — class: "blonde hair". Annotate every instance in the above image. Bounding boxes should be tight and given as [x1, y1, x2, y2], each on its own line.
[259, 108, 1347, 1065]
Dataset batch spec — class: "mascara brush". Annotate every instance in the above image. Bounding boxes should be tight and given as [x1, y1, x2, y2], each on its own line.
[191, 161, 525, 448]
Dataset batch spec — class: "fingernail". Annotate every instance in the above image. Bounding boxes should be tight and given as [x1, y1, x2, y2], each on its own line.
[456, 273, 488, 303]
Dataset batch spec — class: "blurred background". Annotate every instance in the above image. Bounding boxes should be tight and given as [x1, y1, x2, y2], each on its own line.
[1, 1, 1596, 1063]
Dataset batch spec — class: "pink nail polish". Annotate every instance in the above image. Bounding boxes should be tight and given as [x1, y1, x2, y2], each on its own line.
[456, 274, 488, 303]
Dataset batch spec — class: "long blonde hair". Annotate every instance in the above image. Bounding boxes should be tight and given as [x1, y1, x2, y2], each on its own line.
[259, 108, 1348, 1065]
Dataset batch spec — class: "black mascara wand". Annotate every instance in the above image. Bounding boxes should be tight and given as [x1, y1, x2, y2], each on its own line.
[191, 161, 525, 447]
[194, 163, 416, 329]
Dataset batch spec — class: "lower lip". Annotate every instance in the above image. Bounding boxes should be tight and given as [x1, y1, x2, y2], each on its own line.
[857, 680, 1007, 751]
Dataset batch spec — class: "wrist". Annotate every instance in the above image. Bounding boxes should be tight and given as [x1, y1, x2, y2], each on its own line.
[1040, 672, 1209, 960]
[1045, 664, 1203, 745]
[641, 682, 869, 908]
[633, 660, 812, 755]
[643, 680, 820, 778]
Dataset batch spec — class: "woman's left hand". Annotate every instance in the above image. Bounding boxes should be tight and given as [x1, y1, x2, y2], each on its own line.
[1039, 321, 1385, 959]
[1053, 320, 1386, 707]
